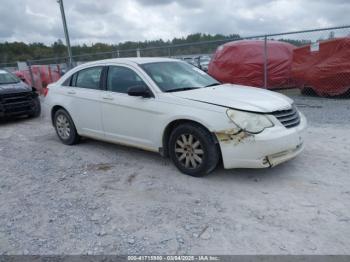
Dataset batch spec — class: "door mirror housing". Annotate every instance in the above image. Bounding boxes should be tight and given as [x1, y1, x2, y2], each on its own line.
[127, 85, 152, 98]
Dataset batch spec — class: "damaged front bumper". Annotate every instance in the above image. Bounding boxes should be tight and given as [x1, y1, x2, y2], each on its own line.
[266, 142, 304, 167]
[216, 112, 307, 169]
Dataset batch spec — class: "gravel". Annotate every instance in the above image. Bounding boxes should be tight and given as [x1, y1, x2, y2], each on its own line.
[0, 96, 349, 255]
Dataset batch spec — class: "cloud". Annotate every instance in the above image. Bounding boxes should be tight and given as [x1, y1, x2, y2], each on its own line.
[0, 0, 348, 45]
[135, 0, 202, 7]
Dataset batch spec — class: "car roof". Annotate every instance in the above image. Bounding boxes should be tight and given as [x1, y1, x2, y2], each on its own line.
[79, 57, 180, 67]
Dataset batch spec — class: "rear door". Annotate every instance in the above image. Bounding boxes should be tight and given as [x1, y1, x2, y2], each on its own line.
[64, 66, 105, 138]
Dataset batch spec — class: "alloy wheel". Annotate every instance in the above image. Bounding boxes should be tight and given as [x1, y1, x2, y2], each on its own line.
[56, 114, 71, 140]
[175, 133, 204, 169]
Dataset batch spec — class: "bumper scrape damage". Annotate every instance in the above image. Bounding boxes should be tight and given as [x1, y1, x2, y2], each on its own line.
[215, 128, 254, 145]
[215, 111, 307, 169]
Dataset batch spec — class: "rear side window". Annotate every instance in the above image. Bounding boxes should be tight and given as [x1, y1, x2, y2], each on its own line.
[75, 67, 103, 90]
[107, 66, 145, 94]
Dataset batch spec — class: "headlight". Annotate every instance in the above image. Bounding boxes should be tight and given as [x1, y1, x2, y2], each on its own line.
[226, 109, 274, 134]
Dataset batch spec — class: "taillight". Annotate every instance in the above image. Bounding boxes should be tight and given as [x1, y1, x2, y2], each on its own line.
[43, 87, 49, 96]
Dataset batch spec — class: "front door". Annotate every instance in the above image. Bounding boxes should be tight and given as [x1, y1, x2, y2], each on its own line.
[101, 65, 161, 150]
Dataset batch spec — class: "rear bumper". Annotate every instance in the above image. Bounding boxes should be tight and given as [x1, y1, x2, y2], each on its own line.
[218, 112, 307, 169]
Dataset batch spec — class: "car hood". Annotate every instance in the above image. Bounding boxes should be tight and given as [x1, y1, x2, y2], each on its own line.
[0, 81, 31, 95]
[171, 84, 293, 113]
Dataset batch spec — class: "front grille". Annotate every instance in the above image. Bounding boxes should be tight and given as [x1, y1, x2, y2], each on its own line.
[271, 105, 300, 128]
[0, 92, 34, 116]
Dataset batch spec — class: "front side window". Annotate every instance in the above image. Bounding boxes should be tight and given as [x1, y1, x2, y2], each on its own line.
[75, 67, 103, 89]
[107, 66, 145, 94]
[140, 61, 219, 92]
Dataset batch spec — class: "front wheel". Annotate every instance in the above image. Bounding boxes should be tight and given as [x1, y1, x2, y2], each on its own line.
[53, 109, 80, 145]
[28, 96, 41, 118]
[169, 123, 219, 177]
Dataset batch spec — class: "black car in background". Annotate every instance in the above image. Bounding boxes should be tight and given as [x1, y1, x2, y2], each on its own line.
[0, 69, 41, 119]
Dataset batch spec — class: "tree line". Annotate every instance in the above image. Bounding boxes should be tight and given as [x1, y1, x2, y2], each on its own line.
[0, 32, 312, 65]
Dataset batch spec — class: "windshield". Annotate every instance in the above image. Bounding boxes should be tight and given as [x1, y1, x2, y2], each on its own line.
[140, 61, 219, 92]
[0, 70, 20, 84]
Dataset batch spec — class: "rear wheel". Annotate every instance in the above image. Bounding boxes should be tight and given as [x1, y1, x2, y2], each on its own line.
[54, 109, 80, 145]
[301, 87, 317, 96]
[169, 123, 219, 177]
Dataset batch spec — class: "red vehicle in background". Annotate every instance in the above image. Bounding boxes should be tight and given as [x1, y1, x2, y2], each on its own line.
[291, 37, 350, 97]
[14, 65, 62, 95]
[208, 40, 296, 90]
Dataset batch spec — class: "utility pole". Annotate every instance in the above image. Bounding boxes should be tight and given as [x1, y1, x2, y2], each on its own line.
[57, 0, 73, 68]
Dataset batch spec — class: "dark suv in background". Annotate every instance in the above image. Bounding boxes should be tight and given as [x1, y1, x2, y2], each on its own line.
[0, 69, 41, 119]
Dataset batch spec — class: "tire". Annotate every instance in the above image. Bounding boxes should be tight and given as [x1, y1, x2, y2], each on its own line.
[301, 87, 317, 96]
[29, 96, 41, 118]
[53, 109, 80, 145]
[168, 123, 219, 177]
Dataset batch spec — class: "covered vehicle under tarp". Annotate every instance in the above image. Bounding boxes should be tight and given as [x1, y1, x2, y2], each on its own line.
[291, 37, 350, 97]
[208, 40, 296, 89]
[14, 65, 61, 95]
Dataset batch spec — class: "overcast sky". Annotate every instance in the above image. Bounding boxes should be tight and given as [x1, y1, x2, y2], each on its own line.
[0, 0, 348, 45]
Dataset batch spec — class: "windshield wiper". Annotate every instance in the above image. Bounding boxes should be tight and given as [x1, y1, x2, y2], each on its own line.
[205, 83, 221, 87]
[165, 87, 200, 93]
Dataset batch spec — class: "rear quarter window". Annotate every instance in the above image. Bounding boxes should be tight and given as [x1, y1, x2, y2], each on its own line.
[62, 77, 71, 86]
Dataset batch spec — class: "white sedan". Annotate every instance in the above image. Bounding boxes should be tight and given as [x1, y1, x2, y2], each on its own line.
[46, 58, 306, 177]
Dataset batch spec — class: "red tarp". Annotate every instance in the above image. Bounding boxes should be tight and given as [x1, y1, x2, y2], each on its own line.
[291, 37, 350, 97]
[14, 65, 61, 95]
[208, 40, 295, 89]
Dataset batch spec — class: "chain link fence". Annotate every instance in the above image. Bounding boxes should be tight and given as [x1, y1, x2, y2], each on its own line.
[1, 25, 349, 98]
[264, 26, 350, 97]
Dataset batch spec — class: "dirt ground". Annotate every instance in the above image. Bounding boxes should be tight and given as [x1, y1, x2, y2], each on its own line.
[0, 95, 350, 255]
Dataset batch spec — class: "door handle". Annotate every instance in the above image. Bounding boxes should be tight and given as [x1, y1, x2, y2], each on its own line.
[102, 96, 114, 101]
[67, 91, 76, 95]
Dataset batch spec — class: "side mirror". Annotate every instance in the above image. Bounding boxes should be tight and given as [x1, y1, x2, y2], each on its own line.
[127, 85, 152, 98]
